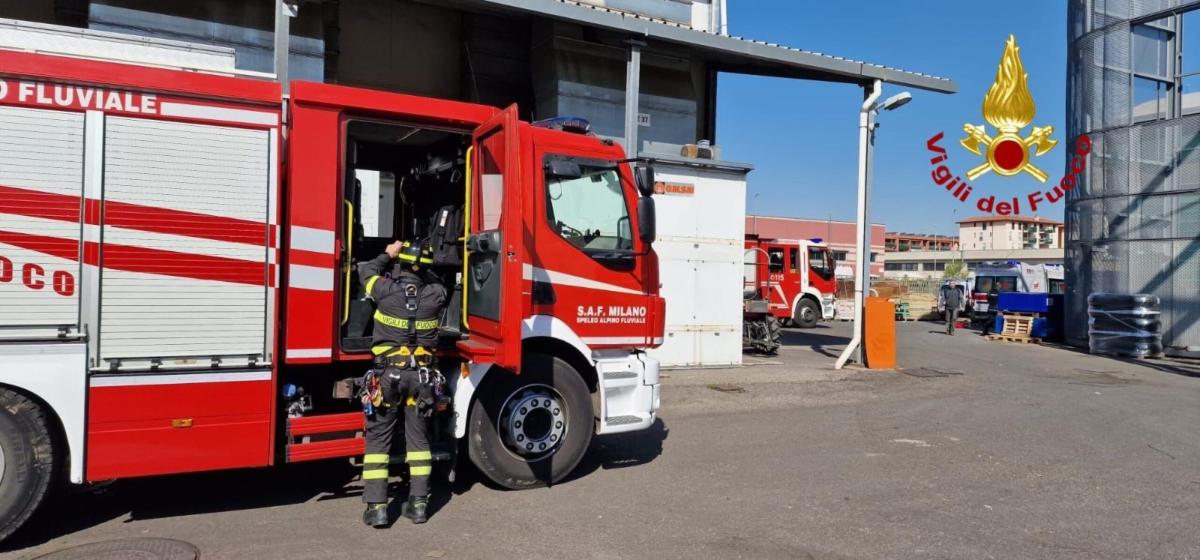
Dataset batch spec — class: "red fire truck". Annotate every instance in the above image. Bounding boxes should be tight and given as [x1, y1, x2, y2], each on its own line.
[744, 235, 837, 328]
[0, 50, 664, 539]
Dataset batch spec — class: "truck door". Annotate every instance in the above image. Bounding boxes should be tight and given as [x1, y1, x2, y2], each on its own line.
[464, 105, 524, 371]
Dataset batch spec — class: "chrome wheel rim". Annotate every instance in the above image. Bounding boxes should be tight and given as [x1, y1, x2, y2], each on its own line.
[498, 384, 567, 462]
[0, 438, 6, 487]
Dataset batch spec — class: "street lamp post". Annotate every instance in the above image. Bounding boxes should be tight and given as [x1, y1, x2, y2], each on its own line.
[835, 81, 911, 369]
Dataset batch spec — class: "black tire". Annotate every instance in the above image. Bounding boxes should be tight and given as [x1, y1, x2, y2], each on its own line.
[1087, 293, 1159, 310]
[767, 317, 782, 349]
[1089, 315, 1161, 333]
[1090, 338, 1163, 357]
[0, 388, 56, 542]
[793, 298, 820, 329]
[468, 353, 593, 490]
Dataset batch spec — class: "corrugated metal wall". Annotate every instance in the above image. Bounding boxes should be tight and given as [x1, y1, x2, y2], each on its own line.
[1066, 0, 1200, 354]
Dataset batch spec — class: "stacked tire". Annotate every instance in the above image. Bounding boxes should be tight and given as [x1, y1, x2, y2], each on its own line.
[1087, 293, 1163, 358]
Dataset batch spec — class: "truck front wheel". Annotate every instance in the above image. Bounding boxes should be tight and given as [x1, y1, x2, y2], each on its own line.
[0, 388, 56, 542]
[468, 353, 593, 490]
[793, 299, 820, 328]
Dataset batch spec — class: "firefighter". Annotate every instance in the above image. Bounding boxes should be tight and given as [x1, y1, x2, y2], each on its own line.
[358, 238, 447, 528]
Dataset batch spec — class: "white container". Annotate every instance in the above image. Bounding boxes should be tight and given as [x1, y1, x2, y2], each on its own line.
[645, 154, 750, 367]
[0, 18, 241, 75]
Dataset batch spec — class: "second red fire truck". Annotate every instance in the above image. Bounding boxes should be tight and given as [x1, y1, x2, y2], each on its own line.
[744, 235, 837, 329]
[0, 49, 664, 539]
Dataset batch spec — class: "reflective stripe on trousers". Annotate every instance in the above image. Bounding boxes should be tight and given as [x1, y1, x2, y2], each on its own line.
[363, 452, 389, 480]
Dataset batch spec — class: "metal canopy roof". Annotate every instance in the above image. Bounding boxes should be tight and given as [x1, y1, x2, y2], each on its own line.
[469, 0, 956, 93]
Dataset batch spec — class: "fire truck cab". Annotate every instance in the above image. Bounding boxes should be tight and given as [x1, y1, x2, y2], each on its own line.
[0, 48, 664, 540]
[744, 235, 837, 328]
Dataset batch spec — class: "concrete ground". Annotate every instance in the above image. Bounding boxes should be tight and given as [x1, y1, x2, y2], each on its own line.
[5, 322, 1199, 559]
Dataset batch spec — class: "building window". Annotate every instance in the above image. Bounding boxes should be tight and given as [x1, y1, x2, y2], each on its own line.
[1132, 20, 1174, 123]
[833, 251, 848, 261]
[1134, 24, 1171, 78]
[1183, 11, 1200, 115]
[1134, 76, 1170, 122]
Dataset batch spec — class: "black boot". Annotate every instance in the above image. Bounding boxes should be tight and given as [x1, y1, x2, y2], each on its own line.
[401, 496, 429, 524]
[363, 503, 389, 528]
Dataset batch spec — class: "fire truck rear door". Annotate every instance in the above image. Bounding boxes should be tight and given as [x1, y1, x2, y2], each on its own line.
[464, 105, 524, 371]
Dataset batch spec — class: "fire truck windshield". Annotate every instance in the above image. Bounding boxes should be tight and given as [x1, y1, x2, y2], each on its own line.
[545, 159, 633, 253]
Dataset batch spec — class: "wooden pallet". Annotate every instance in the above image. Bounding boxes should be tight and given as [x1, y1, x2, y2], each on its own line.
[999, 313, 1034, 337]
[987, 334, 1042, 344]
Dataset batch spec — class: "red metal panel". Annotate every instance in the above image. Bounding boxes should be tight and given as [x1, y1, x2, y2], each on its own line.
[286, 412, 365, 462]
[287, 438, 365, 463]
[290, 81, 496, 128]
[0, 50, 279, 106]
[283, 104, 339, 363]
[287, 412, 363, 437]
[86, 379, 273, 481]
[523, 126, 664, 349]
[465, 106, 525, 371]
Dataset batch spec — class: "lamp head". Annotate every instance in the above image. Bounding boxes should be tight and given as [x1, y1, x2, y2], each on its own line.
[876, 91, 912, 112]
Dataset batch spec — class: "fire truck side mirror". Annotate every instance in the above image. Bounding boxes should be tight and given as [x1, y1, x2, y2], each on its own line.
[634, 165, 655, 197]
[637, 196, 656, 244]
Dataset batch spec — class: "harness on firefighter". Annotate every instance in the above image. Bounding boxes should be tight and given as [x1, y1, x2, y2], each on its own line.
[359, 352, 445, 417]
[359, 239, 448, 417]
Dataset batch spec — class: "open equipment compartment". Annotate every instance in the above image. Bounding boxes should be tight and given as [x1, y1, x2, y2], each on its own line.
[338, 118, 469, 354]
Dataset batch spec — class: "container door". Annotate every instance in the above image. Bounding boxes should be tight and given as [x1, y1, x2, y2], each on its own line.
[465, 105, 523, 371]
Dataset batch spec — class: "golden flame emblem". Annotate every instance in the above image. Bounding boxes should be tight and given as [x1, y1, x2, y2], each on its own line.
[960, 34, 1056, 182]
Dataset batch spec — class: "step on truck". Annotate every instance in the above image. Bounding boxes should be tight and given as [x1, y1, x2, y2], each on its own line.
[744, 235, 837, 329]
[0, 49, 665, 539]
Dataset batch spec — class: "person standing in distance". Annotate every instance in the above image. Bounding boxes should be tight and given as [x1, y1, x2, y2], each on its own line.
[943, 280, 962, 336]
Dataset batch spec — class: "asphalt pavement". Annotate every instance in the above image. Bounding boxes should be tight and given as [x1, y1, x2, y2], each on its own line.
[5, 322, 1199, 559]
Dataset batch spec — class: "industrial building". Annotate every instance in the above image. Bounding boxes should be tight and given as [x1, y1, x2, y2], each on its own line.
[882, 248, 1064, 279]
[1067, 0, 1200, 355]
[882, 217, 1063, 280]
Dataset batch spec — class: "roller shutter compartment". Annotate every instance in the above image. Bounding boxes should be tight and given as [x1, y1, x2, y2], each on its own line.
[0, 106, 84, 339]
[99, 117, 270, 369]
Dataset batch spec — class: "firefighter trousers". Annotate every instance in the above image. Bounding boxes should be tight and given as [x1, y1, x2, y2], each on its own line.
[361, 368, 432, 504]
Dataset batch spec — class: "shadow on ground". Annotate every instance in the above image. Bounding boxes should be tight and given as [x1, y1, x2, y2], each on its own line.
[777, 325, 850, 358]
[2, 460, 361, 552]
[1038, 340, 1200, 378]
[3, 420, 669, 552]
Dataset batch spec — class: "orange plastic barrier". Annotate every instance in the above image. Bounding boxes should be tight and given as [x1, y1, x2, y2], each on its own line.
[864, 297, 897, 369]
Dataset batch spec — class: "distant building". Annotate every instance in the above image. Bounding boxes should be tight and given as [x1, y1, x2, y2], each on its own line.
[883, 248, 1063, 279]
[745, 216, 885, 277]
[885, 232, 958, 252]
[958, 216, 1064, 251]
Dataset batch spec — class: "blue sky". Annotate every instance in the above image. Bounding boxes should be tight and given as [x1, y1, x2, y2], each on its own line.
[716, 1, 1068, 235]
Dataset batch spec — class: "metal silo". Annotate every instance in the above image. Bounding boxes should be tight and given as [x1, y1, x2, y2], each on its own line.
[1066, 0, 1200, 356]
